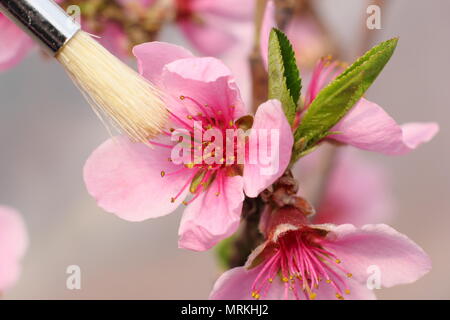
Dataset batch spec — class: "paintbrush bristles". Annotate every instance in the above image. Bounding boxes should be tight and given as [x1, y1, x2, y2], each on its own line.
[56, 31, 167, 143]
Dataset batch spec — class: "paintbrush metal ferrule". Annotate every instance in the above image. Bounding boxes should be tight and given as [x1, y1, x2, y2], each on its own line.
[0, 0, 80, 55]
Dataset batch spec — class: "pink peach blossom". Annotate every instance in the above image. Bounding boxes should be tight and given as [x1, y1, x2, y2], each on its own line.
[0, 206, 28, 292]
[84, 42, 293, 251]
[210, 206, 431, 300]
[261, 2, 438, 155]
[303, 59, 439, 155]
[174, 0, 254, 56]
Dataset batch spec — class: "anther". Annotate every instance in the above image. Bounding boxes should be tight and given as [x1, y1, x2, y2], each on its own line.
[160, 171, 165, 177]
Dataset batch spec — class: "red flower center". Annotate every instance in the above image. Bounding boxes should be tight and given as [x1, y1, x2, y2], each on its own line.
[251, 227, 353, 300]
[154, 95, 242, 205]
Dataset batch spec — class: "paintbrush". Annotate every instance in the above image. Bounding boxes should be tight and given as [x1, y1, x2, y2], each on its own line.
[0, 0, 167, 143]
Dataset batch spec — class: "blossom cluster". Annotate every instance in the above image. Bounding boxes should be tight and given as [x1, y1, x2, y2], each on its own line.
[0, 0, 439, 300]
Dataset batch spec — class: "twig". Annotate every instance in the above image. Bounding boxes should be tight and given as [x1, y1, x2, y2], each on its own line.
[249, 0, 269, 114]
[228, 196, 265, 268]
[273, 0, 300, 31]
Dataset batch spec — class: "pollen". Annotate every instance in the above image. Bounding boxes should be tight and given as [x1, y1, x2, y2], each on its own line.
[336, 293, 345, 300]
[251, 291, 260, 300]
[249, 228, 354, 301]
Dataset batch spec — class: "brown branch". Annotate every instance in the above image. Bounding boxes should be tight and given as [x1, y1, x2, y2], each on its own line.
[250, 0, 269, 114]
[228, 196, 265, 268]
[274, 0, 302, 31]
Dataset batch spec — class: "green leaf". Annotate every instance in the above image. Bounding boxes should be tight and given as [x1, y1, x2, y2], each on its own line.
[215, 236, 235, 269]
[293, 38, 398, 151]
[268, 28, 301, 124]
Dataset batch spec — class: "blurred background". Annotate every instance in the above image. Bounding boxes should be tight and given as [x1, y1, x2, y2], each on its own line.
[0, 0, 448, 299]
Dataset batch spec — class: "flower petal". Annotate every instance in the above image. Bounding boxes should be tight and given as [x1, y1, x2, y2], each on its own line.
[94, 22, 129, 60]
[178, 19, 236, 56]
[83, 136, 191, 222]
[132, 41, 193, 83]
[314, 275, 376, 300]
[329, 99, 439, 155]
[401, 122, 440, 150]
[324, 224, 432, 288]
[192, 0, 254, 20]
[0, 206, 27, 291]
[0, 206, 27, 260]
[178, 175, 244, 251]
[209, 265, 285, 300]
[243, 99, 293, 197]
[0, 14, 34, 71]
[161, 56, 246, 119]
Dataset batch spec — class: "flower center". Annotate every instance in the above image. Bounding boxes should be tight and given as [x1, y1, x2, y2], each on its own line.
[156, 95, 241, 205]
[251, 228, 352, 300]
